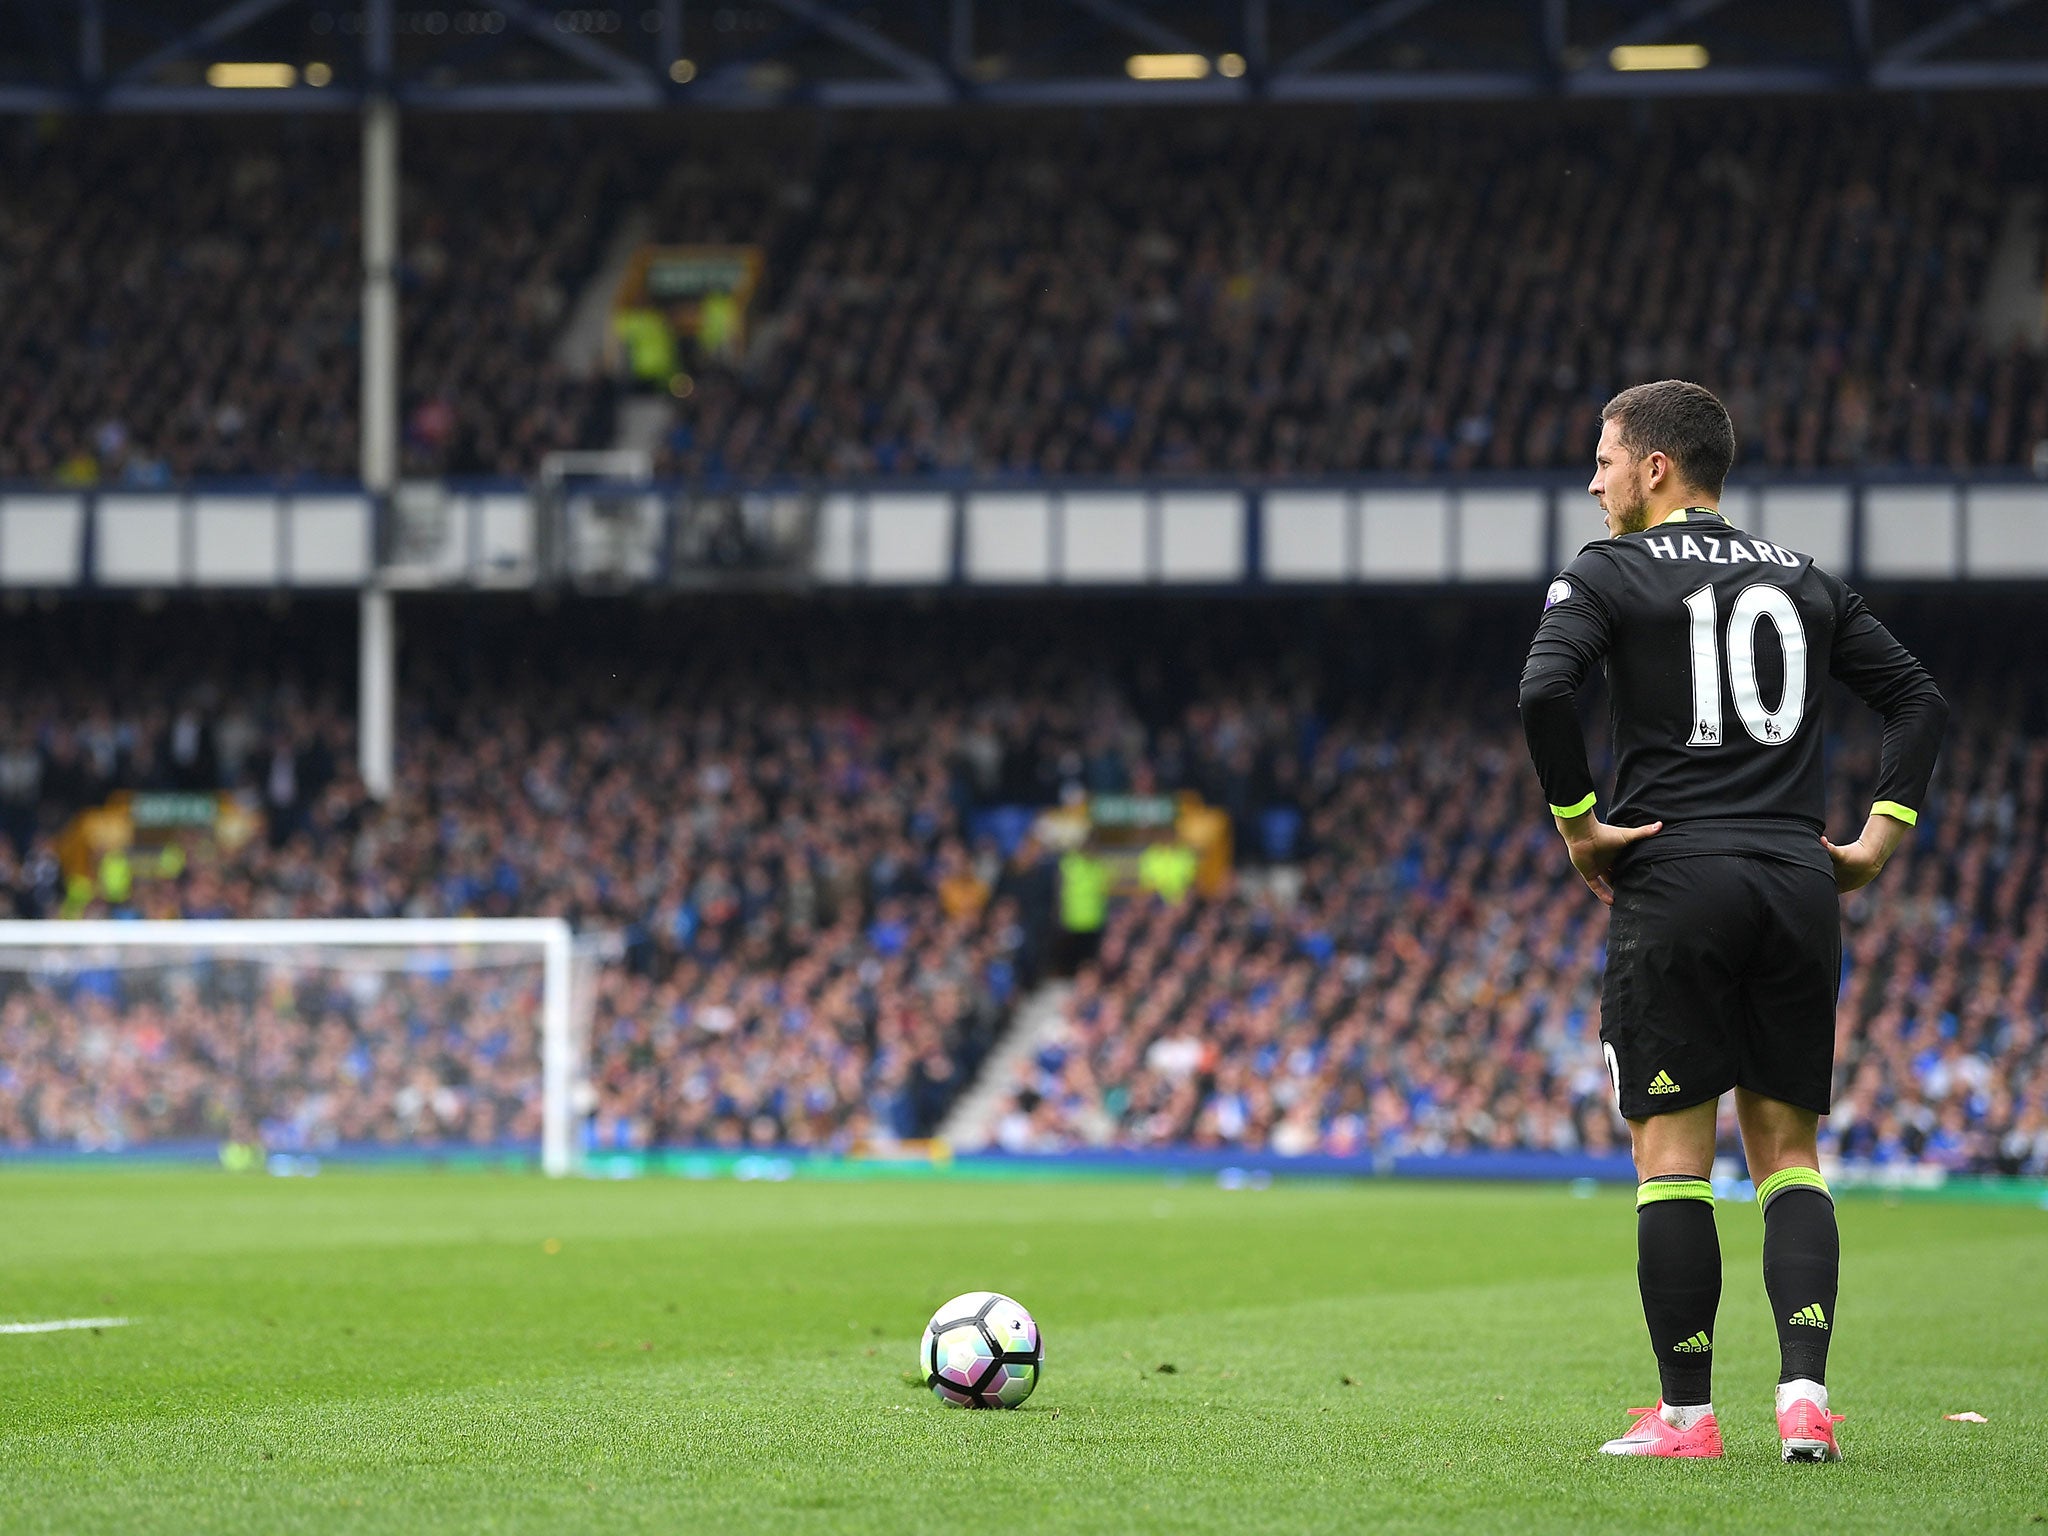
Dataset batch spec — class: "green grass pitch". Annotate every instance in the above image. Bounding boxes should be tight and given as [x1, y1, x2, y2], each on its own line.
[3, 1170, 2043, 1534]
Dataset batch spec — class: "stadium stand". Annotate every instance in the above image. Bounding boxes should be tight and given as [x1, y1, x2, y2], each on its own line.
[4, 100, 2045, 484]
[983, 603, 2048, 1176]
[0, 599, 2041, 1174]
[0, 603, 1047, 1149]
[657, 103, 2048, 477]
[0, 119, 618, 483]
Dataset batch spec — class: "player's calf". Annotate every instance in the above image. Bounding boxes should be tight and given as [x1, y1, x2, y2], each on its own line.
[1635, 1175, 1722, 1410]
[1756, 1166, 1841, 1455]
[1597, 1175, 1726, 1458]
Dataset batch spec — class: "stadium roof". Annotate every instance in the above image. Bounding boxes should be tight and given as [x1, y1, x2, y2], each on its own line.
[2, 0, 2045, 113]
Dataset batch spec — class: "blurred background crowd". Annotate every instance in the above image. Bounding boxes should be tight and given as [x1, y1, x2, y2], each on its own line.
[0, 958, 545, 1152]
[2, 82, 2043, 1175]
[0, 598, 2041, 1176]
[3, 99, 2046, 484]
[986, 696, 2048, 1177]
[653, 104, 2046, 478]
[0, 120, 619, 484]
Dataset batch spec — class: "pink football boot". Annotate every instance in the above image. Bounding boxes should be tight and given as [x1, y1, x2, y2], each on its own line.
[1597, 1404, 1726, 1458]
[1777, 1383, 1845, 1462]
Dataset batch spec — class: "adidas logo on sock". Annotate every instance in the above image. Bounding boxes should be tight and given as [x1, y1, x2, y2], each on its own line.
[1789, 1304, 1830, 1330]
[1647, 1070, 1682, 1095]
[1671, 1331, 1712, 1355]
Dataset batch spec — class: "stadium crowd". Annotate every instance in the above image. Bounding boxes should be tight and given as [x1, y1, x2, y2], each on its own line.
[0, 600, 2041, 1175]
[4, 101, 2046, 484]
[0, 603, 1100, 1151]
[0, 959, 545, 1153]
[661, 104, 2047, 479]
[987, 699, 2048, 1178]
[0, 119, 616, 484]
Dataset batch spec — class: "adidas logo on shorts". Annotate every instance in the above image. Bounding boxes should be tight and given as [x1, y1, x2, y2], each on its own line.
[1647, 1070, 1682, 1095]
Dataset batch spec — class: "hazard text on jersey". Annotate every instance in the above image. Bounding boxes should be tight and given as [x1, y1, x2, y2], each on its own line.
[1643, 533, 1800, 568]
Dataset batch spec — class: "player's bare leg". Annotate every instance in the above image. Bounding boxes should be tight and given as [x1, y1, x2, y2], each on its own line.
[1738, 1089, 1845, 1462]
[1630, 1097, 1718, 1180]
[1599, 1099, 1725, 1456]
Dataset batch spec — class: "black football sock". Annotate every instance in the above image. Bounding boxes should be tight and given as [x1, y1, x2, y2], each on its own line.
[1637, 1177, 1721, 1408]
[1758, 1168, 1838, 1386]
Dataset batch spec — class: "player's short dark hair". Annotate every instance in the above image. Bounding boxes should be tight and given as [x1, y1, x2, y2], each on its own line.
[1601, 380, 1736, 498]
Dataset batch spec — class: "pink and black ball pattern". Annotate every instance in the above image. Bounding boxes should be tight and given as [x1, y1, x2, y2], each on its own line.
[920, 1291, 1042, 1409]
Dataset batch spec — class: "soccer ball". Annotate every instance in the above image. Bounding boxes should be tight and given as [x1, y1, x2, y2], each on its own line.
[920, 1291, 1042, 1409]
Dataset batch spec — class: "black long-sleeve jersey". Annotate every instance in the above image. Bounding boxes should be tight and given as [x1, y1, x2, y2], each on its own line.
[1518, 507, 1949, 872]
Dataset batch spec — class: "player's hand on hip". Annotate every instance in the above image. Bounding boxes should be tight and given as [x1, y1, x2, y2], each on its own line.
[1556, 814, 1662, 907]
[1823, 812, 1909, 894]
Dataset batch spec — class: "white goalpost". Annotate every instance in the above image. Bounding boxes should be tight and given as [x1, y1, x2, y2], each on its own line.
[0, 919, 582, 1177]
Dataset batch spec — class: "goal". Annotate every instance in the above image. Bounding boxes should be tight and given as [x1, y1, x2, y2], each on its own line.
[0, 919, 585, 1176]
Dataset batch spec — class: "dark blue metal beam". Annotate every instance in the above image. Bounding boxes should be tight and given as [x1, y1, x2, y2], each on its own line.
[659, 0, 683, 73]
[981, 75, 1247, 104]
[365, 0, 392, 84]
[495, 0, 665, 95]
[811, 77, 958, 106]
[1590, 0, 1738, 53]
[113, 0, 304, 86]
[0, 86, 77, 111]
[1243, 0, 1269, 75]
[80, 0, 104, 84]
[1268, 69, 1536, 101]
[1538, 0, 1568, 74]
[23, 61, 2048, 114]
[1063, 0, 1206, 57]
[1876, 0, 2037, 66]
[1844, 0, 1873, 62]
[2, 0, 2045, 116]
[100, 84, 362, 111]
[1876, 57, 2048, 87]
[1274, 0, 1448, 77]
[759, 0, 952, 84]
[1568, 63, 1836, 95]
[950, 0, 974, 75]
[401, 81, 678, 111]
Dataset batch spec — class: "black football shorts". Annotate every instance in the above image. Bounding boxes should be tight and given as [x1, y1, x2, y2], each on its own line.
[1600, 854, 1842, 1121]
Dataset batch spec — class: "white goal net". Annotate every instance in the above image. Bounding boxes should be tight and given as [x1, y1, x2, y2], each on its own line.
[0, 920, 584, 1175]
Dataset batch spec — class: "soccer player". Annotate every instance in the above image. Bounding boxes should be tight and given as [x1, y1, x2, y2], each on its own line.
[1518, 380, 1947, 1462]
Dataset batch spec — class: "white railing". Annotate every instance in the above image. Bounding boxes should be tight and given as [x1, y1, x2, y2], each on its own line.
[0, 479, 2043, 589]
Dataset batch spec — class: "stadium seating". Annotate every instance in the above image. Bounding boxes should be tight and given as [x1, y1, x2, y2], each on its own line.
[984, 667, 2048, 1173]
[4, 102, 2045, 483]
[0, 600, 2040, 1173]
[659, 103, 2045, 478]
[985, 725, 2048, 1177]
[0, 603, 1049, 1149]
[0, 120, 617, 482]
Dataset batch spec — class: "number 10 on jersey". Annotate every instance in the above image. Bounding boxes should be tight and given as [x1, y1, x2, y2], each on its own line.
[1684, 584, 1809, 748]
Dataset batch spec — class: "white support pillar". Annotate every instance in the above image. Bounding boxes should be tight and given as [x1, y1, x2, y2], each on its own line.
[358, 584, 395, 800]
[359, 92, 399, 801]
[541, 921, 576, 1177]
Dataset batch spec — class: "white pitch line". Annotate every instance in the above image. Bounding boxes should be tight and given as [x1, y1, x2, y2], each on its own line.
[0, 1317, 131, 1335]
